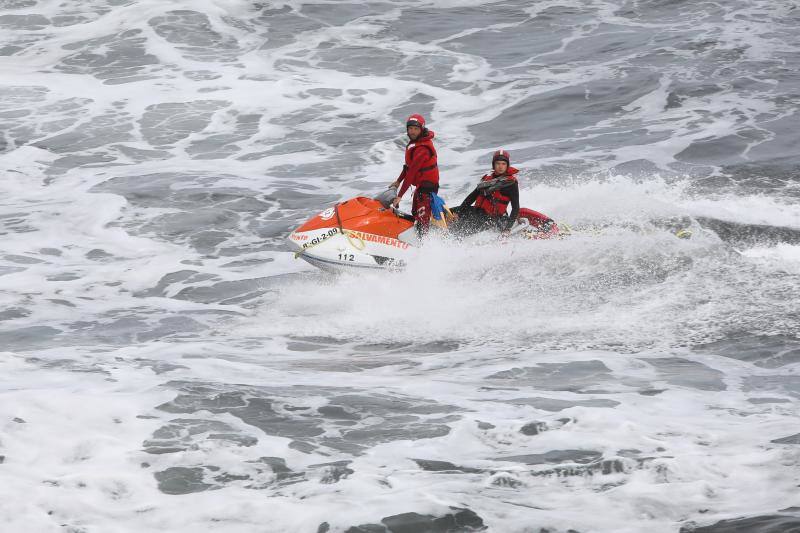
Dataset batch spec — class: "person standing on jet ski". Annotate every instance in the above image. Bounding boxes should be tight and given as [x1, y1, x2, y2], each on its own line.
[390, 114, 439, 235]
[454, 149, 520, 235]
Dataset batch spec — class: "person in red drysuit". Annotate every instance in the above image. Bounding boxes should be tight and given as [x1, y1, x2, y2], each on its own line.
[390, 114, 440, 236]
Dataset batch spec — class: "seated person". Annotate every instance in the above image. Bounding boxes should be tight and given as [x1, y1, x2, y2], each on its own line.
[452, 149, 519, 236]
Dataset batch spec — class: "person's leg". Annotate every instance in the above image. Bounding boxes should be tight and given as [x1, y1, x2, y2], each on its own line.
[448, 205, 464, 234]
[413, 189, 432, 237]
[457, 207, 492, 236]
[494, 215, 509, 231]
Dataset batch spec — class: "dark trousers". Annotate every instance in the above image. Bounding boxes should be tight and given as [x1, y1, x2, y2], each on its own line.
[450, 206, 505, 236]
[412, 181, 438, 236]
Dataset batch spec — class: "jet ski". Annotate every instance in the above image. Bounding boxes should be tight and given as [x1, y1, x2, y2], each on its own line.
[287, 190, 559, 272]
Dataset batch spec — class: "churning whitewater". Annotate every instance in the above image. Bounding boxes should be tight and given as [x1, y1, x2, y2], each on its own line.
[1, 1, 799, 532]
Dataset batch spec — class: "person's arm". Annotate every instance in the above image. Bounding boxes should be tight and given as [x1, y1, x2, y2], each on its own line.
[391, 166, 407, 189]
[397, 174, 412, 199]
[460, 188, 480, 209]
[502, 182, 520, 231]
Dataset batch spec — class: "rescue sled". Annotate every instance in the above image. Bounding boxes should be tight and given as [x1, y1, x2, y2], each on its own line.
[287, 195, 559, 272]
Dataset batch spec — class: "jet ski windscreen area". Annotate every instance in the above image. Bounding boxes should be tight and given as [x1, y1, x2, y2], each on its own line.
[1, 1, 799, 532]
[374, 186, 397, 209]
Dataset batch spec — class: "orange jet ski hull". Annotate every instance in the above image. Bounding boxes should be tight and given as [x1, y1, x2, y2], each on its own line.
[288, 197, 416, 271]
[287, 196, 559, 272]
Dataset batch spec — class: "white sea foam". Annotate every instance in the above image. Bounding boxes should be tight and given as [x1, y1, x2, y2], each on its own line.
[1, 0, 799, 532]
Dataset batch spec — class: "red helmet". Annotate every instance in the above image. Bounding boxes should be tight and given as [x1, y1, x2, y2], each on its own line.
[406, 114, 426, 129]
[492, 149, 510, 165]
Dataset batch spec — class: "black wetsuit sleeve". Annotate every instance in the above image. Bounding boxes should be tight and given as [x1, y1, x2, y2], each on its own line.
[503, 182, 520, 231]
[460, 188, 480, 208]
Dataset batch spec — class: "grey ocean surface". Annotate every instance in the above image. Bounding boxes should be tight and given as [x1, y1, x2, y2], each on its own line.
[1, 1, 799, 532]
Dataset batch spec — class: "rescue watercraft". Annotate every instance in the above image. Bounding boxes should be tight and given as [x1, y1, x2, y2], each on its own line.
[287, 193, 559, 272]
